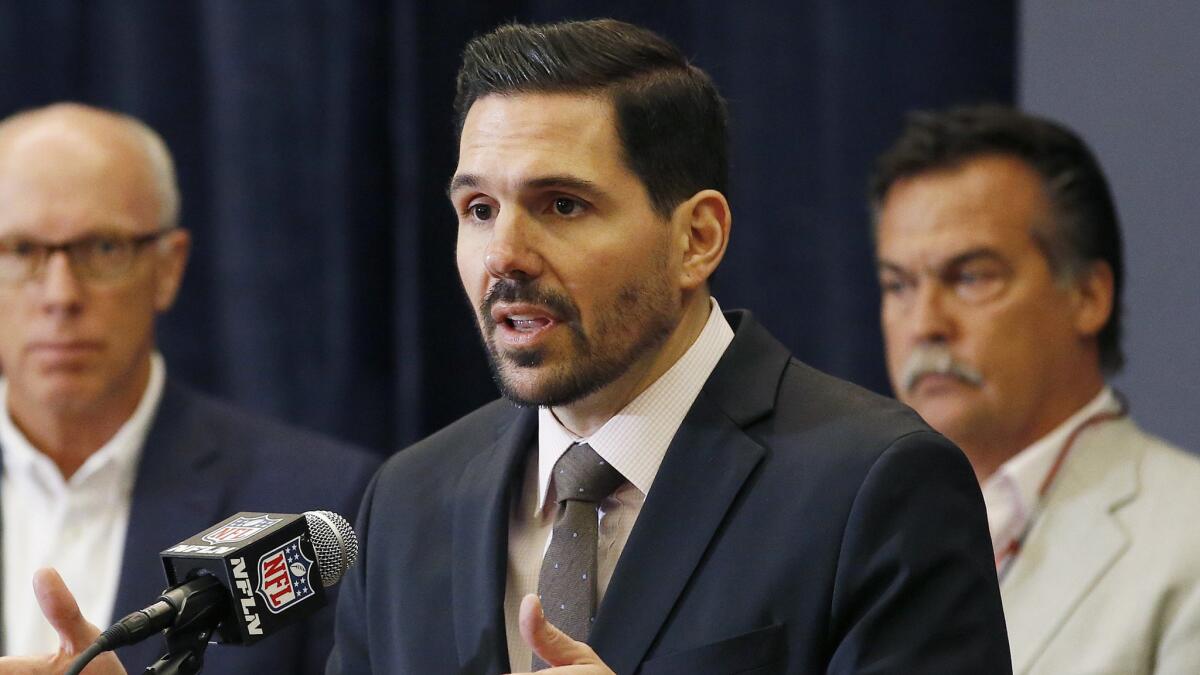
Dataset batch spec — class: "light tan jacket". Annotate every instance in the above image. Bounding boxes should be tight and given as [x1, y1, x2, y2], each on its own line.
[1003, 415, 1200, 674]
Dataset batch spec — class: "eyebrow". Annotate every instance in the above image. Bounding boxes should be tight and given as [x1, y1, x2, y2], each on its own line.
[446, 174, 478, 198]
[446, 173, 608, 201]
[524, 175, 603, 196]
[877, 247, 1007, 274]
[0, 224, 141, 242]
[940, 248, 1007, 270]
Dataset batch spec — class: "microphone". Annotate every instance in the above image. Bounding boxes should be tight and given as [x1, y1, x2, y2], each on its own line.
[68, 511, 357, 674]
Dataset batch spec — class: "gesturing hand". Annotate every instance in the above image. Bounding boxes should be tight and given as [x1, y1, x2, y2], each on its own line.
[0, 568, 126, 675]
[507, 594, 615, 675]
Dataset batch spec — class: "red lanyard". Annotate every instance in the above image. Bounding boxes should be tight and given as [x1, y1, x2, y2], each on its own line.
[994, 394, 1129, 580]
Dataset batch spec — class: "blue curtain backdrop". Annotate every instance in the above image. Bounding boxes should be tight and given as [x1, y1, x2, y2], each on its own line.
[0, 1, 1014, 453]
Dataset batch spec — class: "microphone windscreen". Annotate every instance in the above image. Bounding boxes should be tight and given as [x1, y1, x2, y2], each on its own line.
[303, 510, 358, 587]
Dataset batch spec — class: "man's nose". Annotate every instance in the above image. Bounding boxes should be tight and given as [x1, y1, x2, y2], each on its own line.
[38, 250, 86, 313]
[911, 281, 955, 344]
[484, 210, 543, 280]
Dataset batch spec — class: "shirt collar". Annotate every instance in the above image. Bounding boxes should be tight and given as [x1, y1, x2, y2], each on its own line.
[0, 353, 166, 493]
[535, 298, 734, 514]
[984, 386, 1121, 527]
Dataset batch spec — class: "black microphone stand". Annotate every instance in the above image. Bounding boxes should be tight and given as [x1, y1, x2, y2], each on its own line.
[144, 620, 217, 675]
[143, 579, 229, 675]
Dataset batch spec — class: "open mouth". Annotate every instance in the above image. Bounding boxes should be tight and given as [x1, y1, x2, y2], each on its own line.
[490, 304, 561, 347]
[505, 314, 552, 332]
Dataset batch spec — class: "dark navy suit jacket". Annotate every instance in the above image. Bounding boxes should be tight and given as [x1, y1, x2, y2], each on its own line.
[106, 381, 380, 674]
[328, 311, 1011, 674]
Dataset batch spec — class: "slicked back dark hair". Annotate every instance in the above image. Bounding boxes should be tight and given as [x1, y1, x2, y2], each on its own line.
[869, 104, 1125, 373]
[453, 19, 728, 218]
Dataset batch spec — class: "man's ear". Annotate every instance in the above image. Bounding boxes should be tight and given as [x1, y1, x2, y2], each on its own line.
[672, 189, 731, 291]
[153, 228, 191, 312]
[1072, 259, 1115, 338]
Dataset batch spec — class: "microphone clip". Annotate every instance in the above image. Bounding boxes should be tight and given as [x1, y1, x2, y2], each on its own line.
[144, 574, 228, 675]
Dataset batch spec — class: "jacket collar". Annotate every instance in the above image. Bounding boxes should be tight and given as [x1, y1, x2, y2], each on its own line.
[1001, 416, 1142, 674]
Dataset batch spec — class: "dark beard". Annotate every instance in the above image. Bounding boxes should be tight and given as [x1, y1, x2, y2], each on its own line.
[477, 276, 676, 408]
[480, 278, 582, 370]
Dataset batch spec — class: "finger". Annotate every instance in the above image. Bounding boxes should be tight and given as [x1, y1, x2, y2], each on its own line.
[0, 653, 60, 673]
[32, 568, 101, 654]
[518, 594, 602, 669]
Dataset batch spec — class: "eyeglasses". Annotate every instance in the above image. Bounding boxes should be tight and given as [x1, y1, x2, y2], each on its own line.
[0, 229, 175, 284]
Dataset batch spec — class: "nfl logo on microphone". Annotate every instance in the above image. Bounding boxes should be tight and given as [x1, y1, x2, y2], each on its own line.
[256, 536, 316, 614]
[162, 512, 328, 644]
[202, 514, 282, 545]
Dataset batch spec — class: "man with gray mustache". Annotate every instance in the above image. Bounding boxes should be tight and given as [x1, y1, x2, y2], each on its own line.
[871, 104, 1200, 675]
[897, 344, 982, 395]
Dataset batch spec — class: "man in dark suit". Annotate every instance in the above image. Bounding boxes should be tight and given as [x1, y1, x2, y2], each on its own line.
[0, 103, 378, 674]
[328, 19, 1010, 674]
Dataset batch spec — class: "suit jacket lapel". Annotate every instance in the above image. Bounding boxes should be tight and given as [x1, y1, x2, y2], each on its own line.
[451, 406, 536, 672]
[589, 392, 764, 672]
[114, 382, 228, 622]
[589, 311, 786, 673]
[1002, 420, 1141, 674]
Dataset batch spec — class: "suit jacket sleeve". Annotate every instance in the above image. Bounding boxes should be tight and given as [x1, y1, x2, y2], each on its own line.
[827, 430, 1012, 674]
[325, 469, 379, 675]
[301, 458, 377, 674]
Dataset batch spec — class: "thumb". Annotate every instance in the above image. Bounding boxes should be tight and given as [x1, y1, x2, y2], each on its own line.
[33, 568, 102, 654]
[518, 594, 601, 668]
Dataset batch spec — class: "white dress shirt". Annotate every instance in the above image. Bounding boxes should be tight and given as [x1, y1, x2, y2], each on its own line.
[983, 386, 1121, 563]
[1, 353, 165, 655]
[503, 299, 734, 670]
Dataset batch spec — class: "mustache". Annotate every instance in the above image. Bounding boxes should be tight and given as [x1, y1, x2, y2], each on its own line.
[480, 279, 580, 327]
[899, 344, 983, 393]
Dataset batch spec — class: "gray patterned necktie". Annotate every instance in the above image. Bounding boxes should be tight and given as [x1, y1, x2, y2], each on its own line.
[533, 443, 624, 669]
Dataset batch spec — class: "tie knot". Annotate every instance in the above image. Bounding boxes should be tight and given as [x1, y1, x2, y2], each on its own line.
[551, 443, 624, 504]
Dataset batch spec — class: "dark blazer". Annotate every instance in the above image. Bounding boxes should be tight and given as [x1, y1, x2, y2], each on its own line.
[328, 311, 1011, 674]
[109, 381, 380, 674]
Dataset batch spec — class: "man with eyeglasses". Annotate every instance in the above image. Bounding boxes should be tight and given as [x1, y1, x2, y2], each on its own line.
[0, 231, 176, 285]
[0, 104, 379, 673]
[871, 105, 1200, 674]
